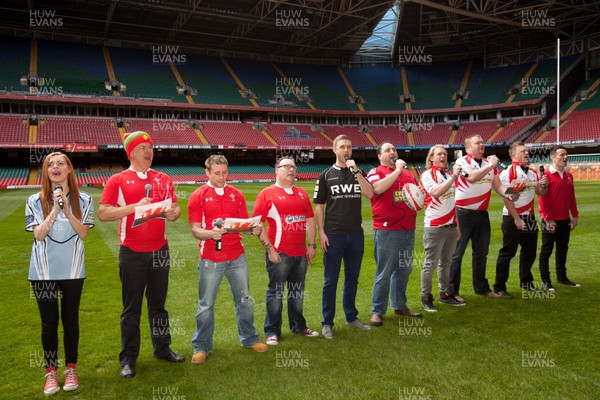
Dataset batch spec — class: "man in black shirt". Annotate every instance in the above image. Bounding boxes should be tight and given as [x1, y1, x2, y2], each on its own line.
[313, 135, 374, 339]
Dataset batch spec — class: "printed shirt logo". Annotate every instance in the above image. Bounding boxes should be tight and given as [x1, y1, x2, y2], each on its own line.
[285, 215, 306, 224]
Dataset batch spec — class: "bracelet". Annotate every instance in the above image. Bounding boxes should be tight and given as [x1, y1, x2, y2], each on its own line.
[307, 243, 317, 249]
[265, 244, 272, 251]
[352, 169, 361, 175]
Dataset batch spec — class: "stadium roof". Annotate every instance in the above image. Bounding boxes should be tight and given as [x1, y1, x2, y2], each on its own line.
[0, 0, 598, 65]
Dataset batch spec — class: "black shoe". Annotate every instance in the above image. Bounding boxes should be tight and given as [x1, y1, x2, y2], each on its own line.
[120, 364, 135, 378]
[541, 281, 555, 291]
[556, 278, 581, 287]
[495, 290, 513, 299]
[157, 349, 186, 363]
[439, 293, 466, 306]
[421, 294, 437, 313]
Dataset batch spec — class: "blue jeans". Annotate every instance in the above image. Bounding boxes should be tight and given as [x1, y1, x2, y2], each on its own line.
[191, 254, 260, 353]
[372, 229, 415, 314]
[264, 252, 308, 337]
[322, 233, 364, 326]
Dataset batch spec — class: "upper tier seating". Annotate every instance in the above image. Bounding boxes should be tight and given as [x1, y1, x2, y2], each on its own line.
[37, 40, 108, 96]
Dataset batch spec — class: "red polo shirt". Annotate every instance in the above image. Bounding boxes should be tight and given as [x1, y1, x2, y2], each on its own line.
[538, 166, 578, 221]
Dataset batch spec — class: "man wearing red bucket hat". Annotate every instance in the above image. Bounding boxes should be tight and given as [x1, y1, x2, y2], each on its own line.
[99, 131, 185, 378]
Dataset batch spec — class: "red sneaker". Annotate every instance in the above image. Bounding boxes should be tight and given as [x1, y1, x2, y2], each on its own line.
[44, 367, 60, 395]
[63, 363, 79, 391]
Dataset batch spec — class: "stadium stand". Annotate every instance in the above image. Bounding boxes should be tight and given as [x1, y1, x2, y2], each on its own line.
[405, 61, 467, 110]
[108, 46, 185, 102]
[36, 117, 121, 145]
[201, 122, 274, 147]
[274, 63, 355, 110]
[342, 66, 404, 111]
[0, 36, 30, 93]
[267, 124, 331, 148]
[125, 119, 204, 146]
[36, 40, 108, 96]
[177, 54, 249, 106]
[0, 115, 29, 144]
[226, 58, 311, 109]
[0, 166, 29, 187]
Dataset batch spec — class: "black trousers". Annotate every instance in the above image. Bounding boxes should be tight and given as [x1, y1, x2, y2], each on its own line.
[539, 219, 571, 283]
[449, 209, 492, 295]
[32, 279, 84, 368]
[119, 245, 171, 365]
[494, 215, 538, 292]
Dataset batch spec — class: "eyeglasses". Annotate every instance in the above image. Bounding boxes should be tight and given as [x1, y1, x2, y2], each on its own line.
[277, 164, 297, 170]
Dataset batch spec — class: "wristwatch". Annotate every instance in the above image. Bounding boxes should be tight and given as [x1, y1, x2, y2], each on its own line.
[352, 168, 361, 175]
[307, 243, 317, 249]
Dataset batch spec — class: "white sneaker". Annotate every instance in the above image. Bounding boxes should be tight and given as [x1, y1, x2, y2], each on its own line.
[322, 325, 334, 339]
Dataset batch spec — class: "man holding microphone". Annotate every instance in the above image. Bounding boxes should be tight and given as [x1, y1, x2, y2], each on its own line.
[448, 134, 518, 300]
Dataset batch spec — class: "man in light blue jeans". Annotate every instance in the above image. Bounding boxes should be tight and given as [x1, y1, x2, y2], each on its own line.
[192, 255, 259, 353]
[187, 155, 267, 365]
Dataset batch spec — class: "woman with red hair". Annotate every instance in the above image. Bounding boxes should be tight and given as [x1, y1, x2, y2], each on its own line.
[25, 152, 94, 395]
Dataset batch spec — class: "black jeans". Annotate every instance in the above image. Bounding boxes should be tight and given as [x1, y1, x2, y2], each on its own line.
[539, 219, 571, 283]
[32, 279, 84, 368]
[449, 209, 492, 295]
[119, 245, 172, 365]
[494, 215, 538, 292]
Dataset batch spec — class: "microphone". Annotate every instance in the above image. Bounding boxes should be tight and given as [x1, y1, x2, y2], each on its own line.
[392, 158, 409, 169]
[213, 218, 223, 251]
[145, 184, 152, 198]
[539, 166, 548, 189]
[55, 184, 64, 208]
[344, 155, 350, 162]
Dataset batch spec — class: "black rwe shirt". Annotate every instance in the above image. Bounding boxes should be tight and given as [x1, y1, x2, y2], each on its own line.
[313, 164, 364, 234]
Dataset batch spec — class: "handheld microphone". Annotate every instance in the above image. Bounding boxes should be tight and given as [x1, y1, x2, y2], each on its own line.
[55, 184, 64, 208]
[213, 218, 224, 251]
[145, 184, 152, 198]
[539, 166, 548, 189]
[344, 155, 350, 162]
[392, 158, 409, 169]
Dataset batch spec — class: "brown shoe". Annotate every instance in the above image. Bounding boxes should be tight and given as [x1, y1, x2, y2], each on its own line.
[370, 314, 383, 326]
[246, 342, 268, 353]
[485, 291, 501, 298]
[394, 308, 423, 318]
[191, 351, 207, 365]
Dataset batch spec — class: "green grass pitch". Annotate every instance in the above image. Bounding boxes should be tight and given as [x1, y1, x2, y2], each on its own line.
[0, 181, 598, 399]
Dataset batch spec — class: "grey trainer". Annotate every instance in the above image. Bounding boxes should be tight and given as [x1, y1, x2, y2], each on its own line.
[322, 324, 334, 339]
[345, 318, 371, 330]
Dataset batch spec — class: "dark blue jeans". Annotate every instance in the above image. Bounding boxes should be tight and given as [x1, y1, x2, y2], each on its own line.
[264, 252, 308, 337]
[449, 209, 492, 295]
[322, 233, 364, 327]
